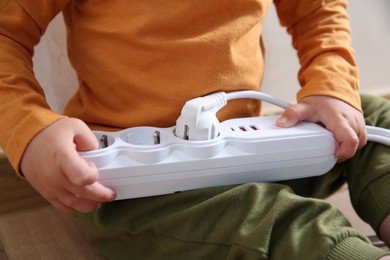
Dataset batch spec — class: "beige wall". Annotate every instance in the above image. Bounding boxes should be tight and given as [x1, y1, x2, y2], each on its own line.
[33, 16, 77, 114]
[261, 0, 390, 113]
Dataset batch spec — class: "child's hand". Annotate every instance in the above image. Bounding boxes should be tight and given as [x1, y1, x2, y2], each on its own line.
[276, 96, 367, 161]
[21, 118, 116, 213]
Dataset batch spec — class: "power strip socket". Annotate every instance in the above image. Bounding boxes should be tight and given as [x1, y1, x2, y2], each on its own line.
[80, 115, 336, 200]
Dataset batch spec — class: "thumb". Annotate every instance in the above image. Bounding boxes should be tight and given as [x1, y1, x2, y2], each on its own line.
[276, 103, 312, 128]
[71, 119, 99, 151]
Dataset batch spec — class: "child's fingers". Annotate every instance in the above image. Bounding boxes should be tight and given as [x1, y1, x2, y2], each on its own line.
[59, 150, 116, 200]
[67, 181, 116, 203]
[53, 189, 102, 213]
[276, 97, 368, 161]
[21, 118, 115, 213]
[60, 118, 100, 186]
[71, 119, 99, 152]
[329, 122, 360, 160]
[325, 116, 367, 160]
[60, 189, 102, 213]
[60, 147, 99, 186]
[276, 103, 312, 128]
[49, 197, 78, 213]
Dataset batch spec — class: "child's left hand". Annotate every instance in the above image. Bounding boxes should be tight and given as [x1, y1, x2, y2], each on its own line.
[276, 95, 367, 161]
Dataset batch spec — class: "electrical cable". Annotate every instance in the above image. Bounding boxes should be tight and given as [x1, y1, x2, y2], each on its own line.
[366, 126, 390, 146]
[226, 90, 290, 109]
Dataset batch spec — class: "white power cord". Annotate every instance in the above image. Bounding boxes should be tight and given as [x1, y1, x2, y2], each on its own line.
[226, 90, 290, 109]
[176, 90, 390, 146]
[365, 126, 390, 146]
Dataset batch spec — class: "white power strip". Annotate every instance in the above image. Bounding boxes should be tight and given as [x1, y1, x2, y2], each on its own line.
[80, 115, 337, 200]
[80, 91, 390, 200]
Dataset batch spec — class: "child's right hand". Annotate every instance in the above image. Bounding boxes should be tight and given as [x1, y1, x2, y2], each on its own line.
[20, 118, 116, 213]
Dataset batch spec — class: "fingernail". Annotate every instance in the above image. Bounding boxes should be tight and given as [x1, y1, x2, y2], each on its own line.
[109, 191, 117, 201]
[276, 117, 288, 126]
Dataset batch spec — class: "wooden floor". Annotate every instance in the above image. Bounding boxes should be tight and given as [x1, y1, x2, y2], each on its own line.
[0, 154, 105, 260]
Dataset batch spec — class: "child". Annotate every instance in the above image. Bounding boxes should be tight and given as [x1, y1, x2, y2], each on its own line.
[1, 0, 389, 258]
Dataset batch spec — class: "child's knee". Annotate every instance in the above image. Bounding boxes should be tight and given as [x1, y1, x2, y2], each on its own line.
[361, 94, 390, 126]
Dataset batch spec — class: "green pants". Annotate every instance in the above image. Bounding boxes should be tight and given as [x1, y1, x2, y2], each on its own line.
[77, 94, 390, 260]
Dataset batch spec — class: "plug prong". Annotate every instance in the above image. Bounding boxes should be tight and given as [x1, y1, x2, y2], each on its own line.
[153, 131, 161, 145]
[183, 125, 189, 140]
[100, 134, 108, 148]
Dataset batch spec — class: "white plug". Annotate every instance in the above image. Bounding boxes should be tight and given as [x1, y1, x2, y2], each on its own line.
[175, 92, 227, 141]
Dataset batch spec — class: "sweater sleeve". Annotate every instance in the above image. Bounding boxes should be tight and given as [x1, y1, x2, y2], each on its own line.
[0, 0, 70, 175]
[273, 0, 361, 111]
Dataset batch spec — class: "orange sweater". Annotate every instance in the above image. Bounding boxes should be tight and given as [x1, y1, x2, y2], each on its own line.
[0, 0, 360, 173]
